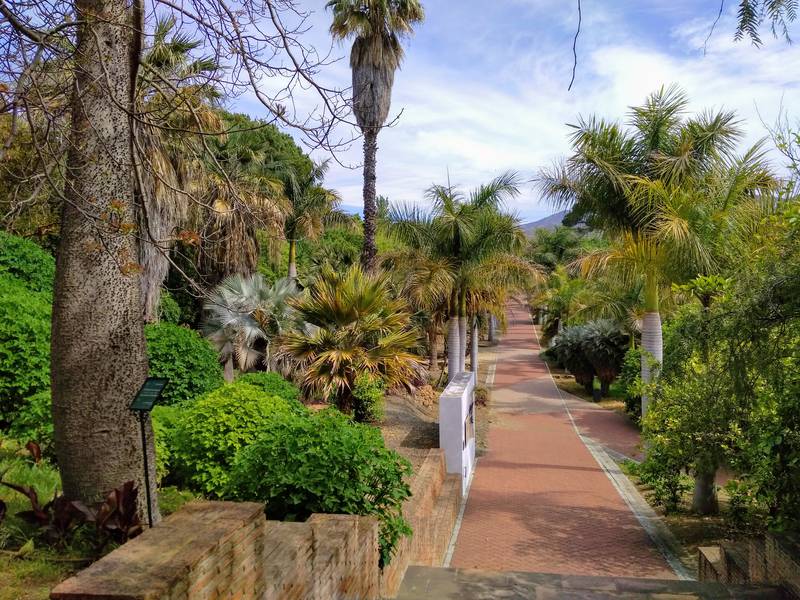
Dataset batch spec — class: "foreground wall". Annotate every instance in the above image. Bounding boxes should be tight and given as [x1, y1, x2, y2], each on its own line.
[51, 449, 460, 600]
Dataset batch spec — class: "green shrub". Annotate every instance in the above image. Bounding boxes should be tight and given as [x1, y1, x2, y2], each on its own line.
[0, 276, 51, 425]
[157, 291, 182, 324]
[151, 405, 183, 483]
[352, 373, 384, 423]
[8, 391, 53, 452]
[171, 383, 302, 495]
[619, 347, 642, 419]
[0, 231, 55, 294]
[145, 323, 223, 405]
[235, 372, 302, 406]
[228, 408, 412, 566]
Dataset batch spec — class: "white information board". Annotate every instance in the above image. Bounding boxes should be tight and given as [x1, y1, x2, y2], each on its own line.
[438, 371, 476, 496]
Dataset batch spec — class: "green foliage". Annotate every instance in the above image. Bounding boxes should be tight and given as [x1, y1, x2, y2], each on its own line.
[352, 373, 385, 423]
[170, 383, 303, 496]
[8, 391, 53, 453]
[157, 291, 182, 324]
[228, 408, 412, 566]
[0, 275, 51, 426]
[619, 347, 642, 419]
[144, 323, 224, 405]
[151, 405, 183, 484]
[628, 454, 691, 514]
[0, 232, 55, 294]
[235, 372, 302, 406]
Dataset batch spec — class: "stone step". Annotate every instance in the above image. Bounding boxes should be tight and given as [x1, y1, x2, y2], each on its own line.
[397, 566, 784, 599]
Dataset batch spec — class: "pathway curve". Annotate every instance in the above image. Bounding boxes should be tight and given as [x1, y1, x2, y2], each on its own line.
[448, 300, 675, 578]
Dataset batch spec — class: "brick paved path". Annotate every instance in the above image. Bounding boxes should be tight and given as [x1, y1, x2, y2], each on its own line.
[448, 300, 675, 578]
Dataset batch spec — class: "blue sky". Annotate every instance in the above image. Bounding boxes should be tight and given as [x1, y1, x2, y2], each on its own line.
[237, 1, 800, 222]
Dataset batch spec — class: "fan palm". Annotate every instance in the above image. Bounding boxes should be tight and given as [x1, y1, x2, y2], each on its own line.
[278, 265, 421, 416]
[279, 160, 346, 280]
[327, 0, 425, 271]
[540, 86, 775, 418]
[203, 274, 299, 381]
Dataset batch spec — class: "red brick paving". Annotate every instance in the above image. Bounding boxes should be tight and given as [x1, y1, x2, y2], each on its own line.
[449, 300, 675, 579]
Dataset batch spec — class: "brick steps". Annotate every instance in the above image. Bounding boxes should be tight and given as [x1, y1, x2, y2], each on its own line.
[397, 566, 784, 599]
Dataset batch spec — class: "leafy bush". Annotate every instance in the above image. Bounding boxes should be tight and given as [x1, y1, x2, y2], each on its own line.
[170, 383, 302, 495]
[229, 408, 411, 566]
[0, 276, 51, 425]
[0, 232, 54, 294]
[145, 323, 223, 405]
[157, 291, 182, 324]
[235, 372, 302, 406]
[151, 405, 183, 483]
[619, 347, 642, 419]
[544, 325, 595, 394]
[8, 391, 53, 453]
[352, 373, 384, 423]
[580, 320, 628, 395]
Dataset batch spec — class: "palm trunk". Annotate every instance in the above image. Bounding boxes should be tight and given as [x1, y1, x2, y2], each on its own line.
[458, 288, 467, 373]
[487, 313, 496, 344]
[471, 318, 479, 373]
[428, 325, 438, 371]
[360, 128, 379, 272]
[446, 318, 460, 383]
[223, 356, 235, 383]
[640, 272, 662, 420]
[51, 0, 159, 522]
[287, 238, 297, 280]
[692, 467, 719, 515]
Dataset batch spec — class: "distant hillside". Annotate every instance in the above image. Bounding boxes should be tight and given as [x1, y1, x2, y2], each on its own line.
[522, 210, 567, 235]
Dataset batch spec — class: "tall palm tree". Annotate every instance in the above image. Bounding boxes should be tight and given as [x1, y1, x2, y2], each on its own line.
[389, 172, 540, 381]
[539, 86, 765, 418]
[279, 160, 345, 280]
[327, 0, 424, 271]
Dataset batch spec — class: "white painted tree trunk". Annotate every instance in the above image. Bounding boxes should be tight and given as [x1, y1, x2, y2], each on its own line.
[640, 311, 663, 419]
[487, 314, 496, 344]
[288, 261, 297, 280]
[458, 316, 467, 373]
[447, 318, 460, 383]
[471, 320, 479, 372]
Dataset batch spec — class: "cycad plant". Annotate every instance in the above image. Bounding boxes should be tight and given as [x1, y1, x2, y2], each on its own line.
[203, 274, 299, 381]
[278, 265, 421, 418]
[327, 0, 425, 271]
[540, 85, 775, 417]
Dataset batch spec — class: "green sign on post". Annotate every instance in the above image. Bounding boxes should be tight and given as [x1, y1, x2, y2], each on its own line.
[130, 377, 168, 528]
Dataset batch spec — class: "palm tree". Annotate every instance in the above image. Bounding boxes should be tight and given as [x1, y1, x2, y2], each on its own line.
[327, 0, 425, 271]
[539, 86, 772, 418]
[203, 274, 299, 381]
[279, 160, 345, 280]
[278, 265, 421, 418]
[389, 172, 540, 381]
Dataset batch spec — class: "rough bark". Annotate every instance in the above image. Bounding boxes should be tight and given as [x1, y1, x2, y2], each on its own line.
[446, 318, 460, 383]
[487, 313, 496, 344]
[427, 326, 438, 371]
[458, 316, 467, 373]
[470, 319, 479, 373]
[640, 311, 663, 419]
[360, 129, 379, 272]
[223, 357, 235, 383]
[51, 0, 159, 522]
[692, 468, 719, 515]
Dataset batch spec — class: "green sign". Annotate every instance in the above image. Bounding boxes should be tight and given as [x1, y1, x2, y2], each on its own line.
[130, 378, 168, 412]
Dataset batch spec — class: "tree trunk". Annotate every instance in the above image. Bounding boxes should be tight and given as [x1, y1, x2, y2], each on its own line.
[487, 313, 496, 344]
[360, 129, 379, 272]
[600, 379, 610, 397]
[287, 239, 297, 280]
[692, 467, 718, 515]
[458, 288, 467, 373]
[471, 318, 479, 373]
[427, 326, 438, 371]
[446, 318, 460, 383]
[51, 0, 159, 522]
[223, 356, 235, 383]
[640, 273, 662, 420]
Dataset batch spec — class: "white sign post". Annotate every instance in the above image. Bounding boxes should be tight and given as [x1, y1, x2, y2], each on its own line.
[438, 371, 476, 496]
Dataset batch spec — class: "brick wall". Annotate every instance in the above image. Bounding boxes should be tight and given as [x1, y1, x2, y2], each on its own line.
[699, 533, 800, 599]
[50, 449, 461, 600]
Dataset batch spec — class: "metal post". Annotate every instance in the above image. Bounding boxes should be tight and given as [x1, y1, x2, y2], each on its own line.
[138, 411, 154, 528]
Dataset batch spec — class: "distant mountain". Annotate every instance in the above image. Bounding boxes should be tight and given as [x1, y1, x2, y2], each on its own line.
[522, 210, 567, 235]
